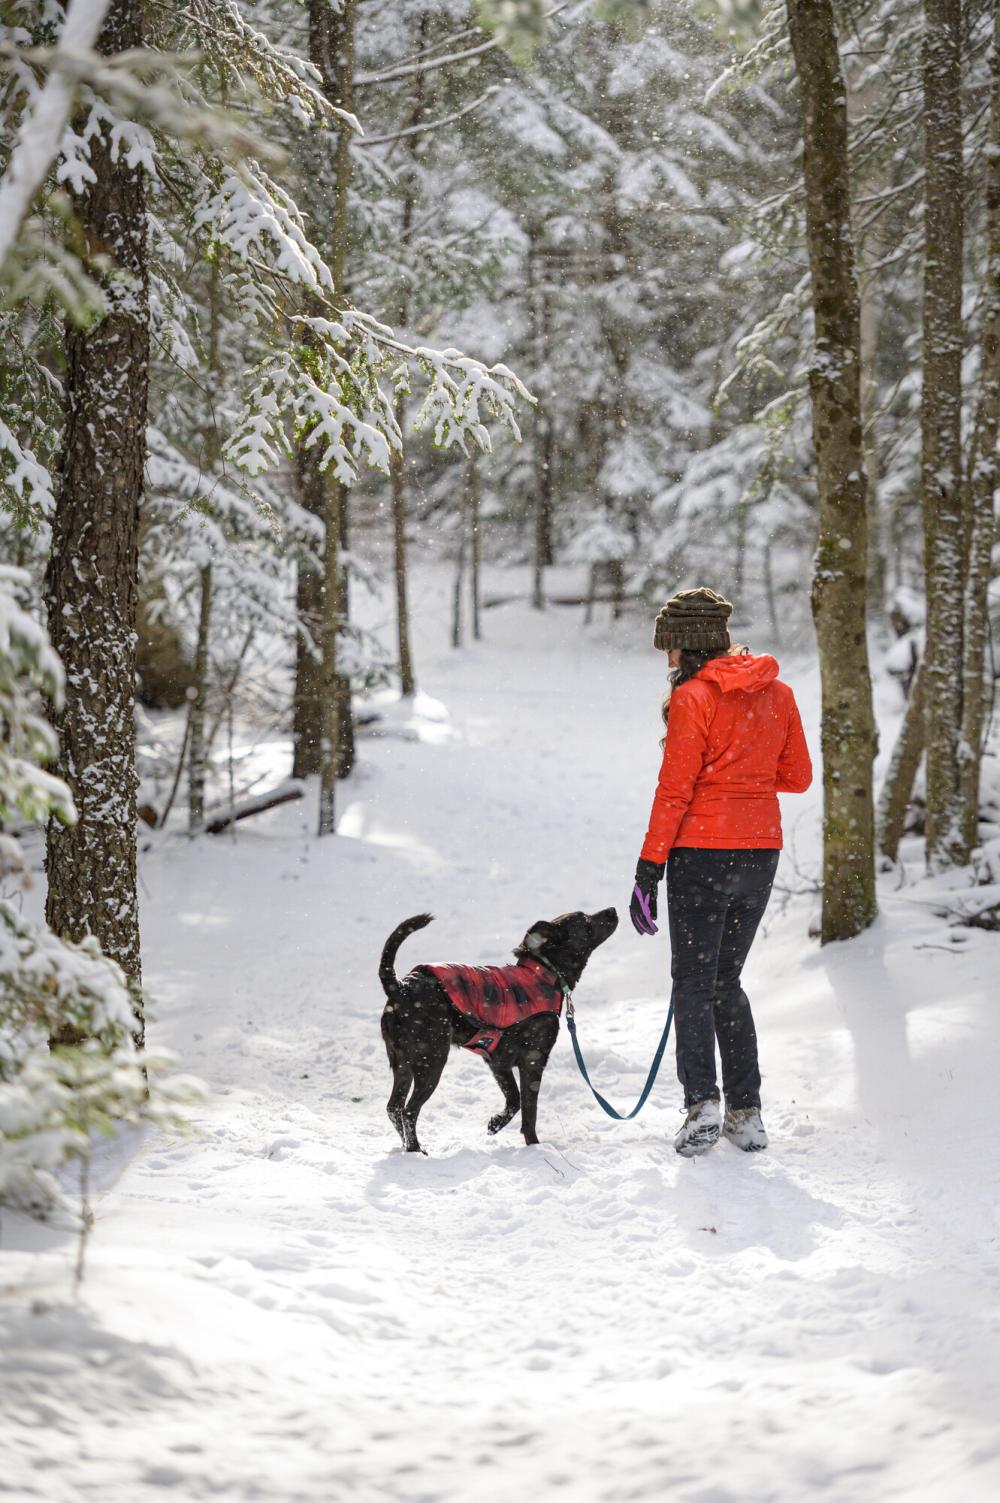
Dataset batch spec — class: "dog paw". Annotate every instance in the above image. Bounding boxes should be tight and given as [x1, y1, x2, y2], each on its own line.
[487, 1115, 511, 1135]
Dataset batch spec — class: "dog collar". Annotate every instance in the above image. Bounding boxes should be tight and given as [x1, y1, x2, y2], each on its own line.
[529, 952, 575, 1004]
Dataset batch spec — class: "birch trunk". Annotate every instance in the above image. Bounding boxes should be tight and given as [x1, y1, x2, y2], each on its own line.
[787, 0, 878, 942]
[958, 6, 1000, 857]
[922, 0, 966, 870]
[46, 0, 147, 1021]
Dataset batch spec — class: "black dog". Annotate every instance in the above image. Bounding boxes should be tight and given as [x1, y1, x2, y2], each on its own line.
[379, 908, 618, 1153]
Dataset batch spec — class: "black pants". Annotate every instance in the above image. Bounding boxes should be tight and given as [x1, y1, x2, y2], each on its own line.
[666, 847, 780, 1110]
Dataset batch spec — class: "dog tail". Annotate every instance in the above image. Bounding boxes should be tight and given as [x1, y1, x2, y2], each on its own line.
[379, 913, 434, 1001]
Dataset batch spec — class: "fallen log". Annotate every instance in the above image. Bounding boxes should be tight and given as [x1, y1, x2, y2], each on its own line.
[205, 780, 305, 835]
[483, 591, 644, 610]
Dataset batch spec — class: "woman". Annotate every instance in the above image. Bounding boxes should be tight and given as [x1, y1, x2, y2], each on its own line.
[630, 587, 812, 1158]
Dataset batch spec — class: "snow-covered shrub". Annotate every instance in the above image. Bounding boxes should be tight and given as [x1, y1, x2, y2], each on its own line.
[0, 904, 199, 1213]
[0, 569, 200, 1216]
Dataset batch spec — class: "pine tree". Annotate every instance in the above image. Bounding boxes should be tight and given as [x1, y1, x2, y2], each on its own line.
[45, 0, 148, 1014]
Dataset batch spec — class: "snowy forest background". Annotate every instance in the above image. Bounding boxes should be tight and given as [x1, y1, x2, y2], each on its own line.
[2, 1, 1000, 1497]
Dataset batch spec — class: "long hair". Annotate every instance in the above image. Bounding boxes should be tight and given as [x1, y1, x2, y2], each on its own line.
[660, 644, 746, 731]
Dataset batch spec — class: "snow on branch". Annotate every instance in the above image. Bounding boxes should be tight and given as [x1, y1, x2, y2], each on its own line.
[225, 305, 533, 490]
[409, 346, 532, 452]
[193, 164, 334, 292]
[0, 0, 111, 272]
[0, 566, 74, 832]
[0, 418, 55, 523]
[170, 0, 359, 134]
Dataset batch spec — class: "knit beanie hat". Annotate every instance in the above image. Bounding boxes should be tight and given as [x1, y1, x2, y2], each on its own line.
[653, 587, 733, 652]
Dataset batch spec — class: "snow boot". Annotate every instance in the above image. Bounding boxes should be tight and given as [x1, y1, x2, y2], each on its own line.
[723, 1106, 768, 1152]
[674, 1099, 721, 1157]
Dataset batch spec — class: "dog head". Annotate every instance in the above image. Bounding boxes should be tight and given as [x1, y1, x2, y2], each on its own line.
[515, 906, 618, 989]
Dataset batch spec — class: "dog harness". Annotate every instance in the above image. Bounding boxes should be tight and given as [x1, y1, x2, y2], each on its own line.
[413, 956, 565, 1058]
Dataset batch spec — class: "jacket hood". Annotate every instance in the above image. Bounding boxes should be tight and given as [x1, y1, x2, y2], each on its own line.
[696, 652, 779, 694]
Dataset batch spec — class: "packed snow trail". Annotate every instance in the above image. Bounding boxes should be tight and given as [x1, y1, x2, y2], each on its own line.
[3, 566, 1000, 1502]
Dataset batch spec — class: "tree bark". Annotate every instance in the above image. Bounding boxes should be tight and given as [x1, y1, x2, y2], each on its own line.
[391, 419, 416, 695]
[317, 473, 344, 837]
[584, 563, 597, 627]
[188, 563, 212, 834]
[46, 0, 147, 1023]
[846, 30, 890, 614]
[335, 486, 355, 778]
[387, 13, 430, 697]
[958, 6, 1000, 858]
[311, 0, 356, 836]
[528, 240, 553, 610]
[877, 659, 925, 864]
[452, 502, 467, 650]
[292, 473, 323, 777]
[533, 399, 553, 612]
[468, 456, 482, 640]
[922, 0, 965, 870]
[787, 0, 878, 943]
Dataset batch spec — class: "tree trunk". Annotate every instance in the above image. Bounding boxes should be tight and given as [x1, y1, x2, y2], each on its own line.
[529, 242, 553, 610]
[787, 0, 878, 943]
[609, 558, 625, 621]
[847, 30, 890, 614]
[922, 0, 965, 870]
[534, 403, 554, 603]
[387, 13, 429, 696]
[452, 508, 467, 650]
[46, 0, 147, 1025]
[292, 447, 323, 778]
[763, 532, 781, 647]
[335, 485, 354, 779]
[391, 416, 416, 695]
[958, 6, 1000, 858]
[860, 263, 886, 611]
[877, 659, 925, 864]
[317, 474, 343, 837]
[468, 456, 482, 640]
[311, 0, 356, 836]
[188, 563, 212, 834]
[584, 563, 597, 627]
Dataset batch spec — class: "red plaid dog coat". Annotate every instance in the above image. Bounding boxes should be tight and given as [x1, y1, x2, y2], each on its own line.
[413, 956, 564, 1057]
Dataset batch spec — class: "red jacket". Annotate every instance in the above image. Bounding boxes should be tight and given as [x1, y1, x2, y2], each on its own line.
[640, 654, 812, 862]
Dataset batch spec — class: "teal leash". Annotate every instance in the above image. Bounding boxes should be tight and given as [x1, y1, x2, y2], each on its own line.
[564, 994, 674, 1120]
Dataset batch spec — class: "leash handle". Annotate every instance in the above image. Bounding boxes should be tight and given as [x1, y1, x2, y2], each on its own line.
[566, 1003, 674, 1121]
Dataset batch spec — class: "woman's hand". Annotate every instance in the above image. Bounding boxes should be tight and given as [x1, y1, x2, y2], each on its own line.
[630, 858, 666, 935]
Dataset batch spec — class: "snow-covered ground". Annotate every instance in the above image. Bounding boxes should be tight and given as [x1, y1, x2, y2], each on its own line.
[3, 564, 1000, 1502]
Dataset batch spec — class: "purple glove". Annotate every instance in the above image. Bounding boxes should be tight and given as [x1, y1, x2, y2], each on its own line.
[630, 858, 666, 935]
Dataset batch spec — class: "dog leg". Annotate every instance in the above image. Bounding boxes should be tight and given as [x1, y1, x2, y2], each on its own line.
[402, 1047, 448, 1154]
[486, 1064, 520, 1135]
[517, 1051, 546, 1146]
[386, 1062, 413, 1146]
